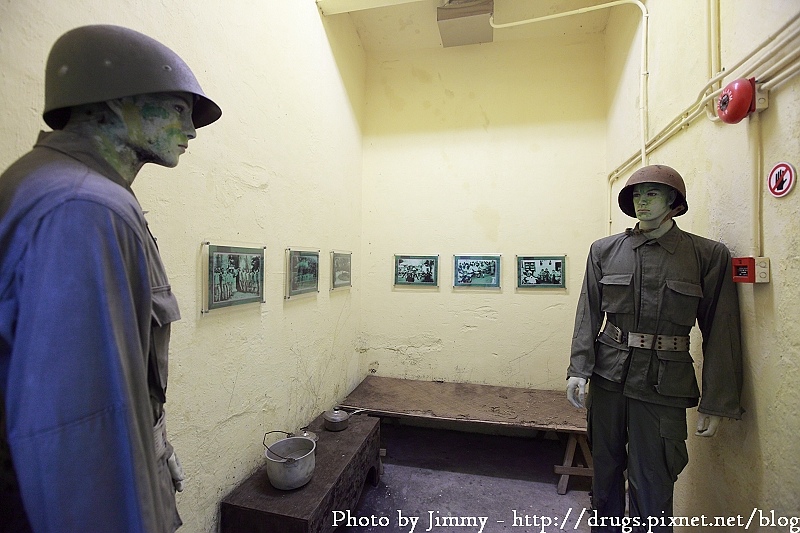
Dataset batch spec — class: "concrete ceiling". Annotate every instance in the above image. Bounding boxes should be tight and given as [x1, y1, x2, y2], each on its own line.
[317, 0, 614, 53]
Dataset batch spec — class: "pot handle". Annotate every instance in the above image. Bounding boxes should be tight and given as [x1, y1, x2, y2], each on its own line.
[263, 430, 296, 462]
[337, 407, 367, 416]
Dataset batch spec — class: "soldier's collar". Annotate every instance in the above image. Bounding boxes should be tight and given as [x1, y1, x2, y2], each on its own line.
[35, 130, 132, 193]
[626, 222, 681, 253]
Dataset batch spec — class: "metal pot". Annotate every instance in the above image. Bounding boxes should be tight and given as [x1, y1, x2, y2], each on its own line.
[263, 432, 316, 490]
[323, 407, 351, 431]
[298, 426, 319, 444]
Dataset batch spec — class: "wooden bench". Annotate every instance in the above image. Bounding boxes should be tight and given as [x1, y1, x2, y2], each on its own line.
[339, 375, 592, 494]
[220, 411, 381, 533]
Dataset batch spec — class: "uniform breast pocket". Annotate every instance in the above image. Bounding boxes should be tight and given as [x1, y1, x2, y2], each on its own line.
[662, 280, 703, 326]
[151, 284, 181, 328]
[150, 284, 181, 395]
[599, 273, 634, 314]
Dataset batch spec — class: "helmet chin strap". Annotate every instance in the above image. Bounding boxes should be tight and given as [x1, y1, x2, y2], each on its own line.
[627, 205, 686, 236]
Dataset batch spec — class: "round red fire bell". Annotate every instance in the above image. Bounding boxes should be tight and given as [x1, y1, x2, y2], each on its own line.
[717, 77, 756, 124]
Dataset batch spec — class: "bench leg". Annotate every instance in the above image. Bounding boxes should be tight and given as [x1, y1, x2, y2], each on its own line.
[554, 433, 593, 495]
[556, 433, 578, 495]
[577, 434, 593, 471]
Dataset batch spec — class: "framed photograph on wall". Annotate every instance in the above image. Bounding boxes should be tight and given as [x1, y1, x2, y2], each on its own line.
[285, 248, 320, 299]
[453, 254, 501, 288]
[331, 250, 352, 290]
[204, 244, 265, 311]
[517, 255, 565, 288]
[394, 255, 439, 286]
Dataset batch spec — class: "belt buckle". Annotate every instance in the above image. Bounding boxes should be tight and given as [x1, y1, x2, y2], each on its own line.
[609, 323, 626, 344]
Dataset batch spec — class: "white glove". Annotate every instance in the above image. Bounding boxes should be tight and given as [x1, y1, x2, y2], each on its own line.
[695, 413, 722, 437]
[168, 451, 186, 492]
[566, 377, 587, 409]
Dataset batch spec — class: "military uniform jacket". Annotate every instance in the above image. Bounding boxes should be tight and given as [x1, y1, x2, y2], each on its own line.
[0, 131, 181, 532]
[568, 223, 743, 419]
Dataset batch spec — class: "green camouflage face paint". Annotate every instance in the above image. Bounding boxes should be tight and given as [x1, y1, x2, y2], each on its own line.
[123, 92, 195, 168]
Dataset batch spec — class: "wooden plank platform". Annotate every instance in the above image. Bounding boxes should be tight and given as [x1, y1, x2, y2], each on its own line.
[340, 375, 592, 494]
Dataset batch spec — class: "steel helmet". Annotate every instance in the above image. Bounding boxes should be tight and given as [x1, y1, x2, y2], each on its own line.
[618, 164, 688, 218]
[44, 25, 221, 130]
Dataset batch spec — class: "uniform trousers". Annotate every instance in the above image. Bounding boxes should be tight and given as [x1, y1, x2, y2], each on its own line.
[587, 380, 689, 533]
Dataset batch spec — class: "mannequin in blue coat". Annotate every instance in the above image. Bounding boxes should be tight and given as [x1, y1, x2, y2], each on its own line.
[0, 25, 221, 533]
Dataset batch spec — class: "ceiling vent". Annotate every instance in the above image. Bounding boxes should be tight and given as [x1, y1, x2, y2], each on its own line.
[437, 0, 494, 48]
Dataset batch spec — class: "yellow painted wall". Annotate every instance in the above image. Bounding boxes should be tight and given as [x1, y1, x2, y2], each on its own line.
[0, 2, 366, 531]
[604, 0, 800, 525]
[360, 34, 607, 388]
[2, 0, 799, 530]
[359, 0, 800, 525]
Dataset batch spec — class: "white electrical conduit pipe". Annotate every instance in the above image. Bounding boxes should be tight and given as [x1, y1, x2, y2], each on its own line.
[644, 31, 800, 151]
[608, 87, 723, 190]
[620, 9, 800, 166]
[488, 0, 799, 235]
[646, 88, 721, 157]
[702, 10, 800, 120]
[762, 58, 800, 90]
[753, 111, 764, 257]
[490, 0, 650, 167]
[758, 46, 800, 88]
[608, 13, 800, 178]
[707, 0, 721, 115]
[713, 20, 800, 92]
[606, 6, 800, 233]
[656, 9, 799, 136]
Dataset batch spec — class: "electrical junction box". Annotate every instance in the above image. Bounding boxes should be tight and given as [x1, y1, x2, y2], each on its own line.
[732, 257, 770, 283]
[755, 257, 771, 283]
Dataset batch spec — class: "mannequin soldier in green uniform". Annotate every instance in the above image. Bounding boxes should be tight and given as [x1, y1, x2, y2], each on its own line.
[566, 165, 743, 532]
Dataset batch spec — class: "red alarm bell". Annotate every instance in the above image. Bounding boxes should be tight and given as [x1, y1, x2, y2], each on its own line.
[717, 77, 756, 124]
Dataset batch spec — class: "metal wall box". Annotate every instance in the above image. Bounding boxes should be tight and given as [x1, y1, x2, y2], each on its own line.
[437, 0, 493, 48]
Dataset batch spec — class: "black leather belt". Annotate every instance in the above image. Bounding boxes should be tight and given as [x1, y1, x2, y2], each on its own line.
[602, 322, 690, 352]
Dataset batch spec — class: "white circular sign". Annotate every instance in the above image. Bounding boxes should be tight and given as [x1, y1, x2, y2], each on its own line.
[768, 162, 795, 198]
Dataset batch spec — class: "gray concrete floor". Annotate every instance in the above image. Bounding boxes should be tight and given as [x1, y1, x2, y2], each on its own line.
[340, 422, 592, 533]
